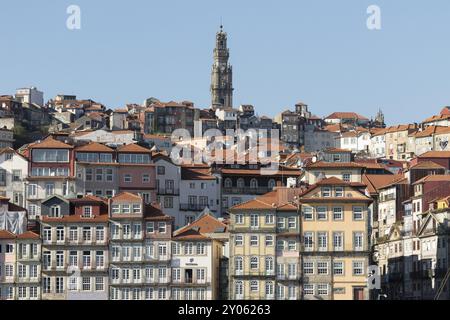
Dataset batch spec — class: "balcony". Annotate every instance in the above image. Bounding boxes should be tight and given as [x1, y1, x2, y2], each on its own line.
[223, 187, 272, 195]
[17, 254, 40, 262]
[277, 274, 300, 281]
[157, 188, 179, 195]
[232, 270, 276, 277]
[180, 203, 216, 212]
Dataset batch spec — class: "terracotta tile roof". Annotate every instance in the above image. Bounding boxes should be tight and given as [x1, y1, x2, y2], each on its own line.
[413, 174, 450, 184]
[144, 203, 174, 221]
[221, 167, 302, 177]
[116, 143, 152, 153]
[181, 167, 216, 180]
[16, 231, 40, 240]
[306, 161, 365, 169]
[230, 188, 306, 211]
[322, 124, 343, 133]
[362, 174, 404, 194]
[42, 214, 109, 223]
[111, 192, 142, 202]
[325, 112, 369, 121]
[173, 213, 228, 240]
[0, 230, 16, 239]
[378, 177, 409, 189]
[70, 195, 107, 204]
[315, 177, 358, 186]
[30, 137, 73, 149]
[75, 142, 114, 153]
[385, 124, 418, 133]
[410, 161, 445, 170]
[423, 113, 450, 123]
[419, 151, 450, 158]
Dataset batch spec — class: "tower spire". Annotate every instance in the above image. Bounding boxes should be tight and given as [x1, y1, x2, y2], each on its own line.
[210, 25, 233, 110]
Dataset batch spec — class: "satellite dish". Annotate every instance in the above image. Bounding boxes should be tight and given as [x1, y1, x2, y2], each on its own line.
[312, 156, 317, 163]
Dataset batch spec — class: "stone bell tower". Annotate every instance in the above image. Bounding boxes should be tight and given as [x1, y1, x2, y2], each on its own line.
[211, 25, 233, 110]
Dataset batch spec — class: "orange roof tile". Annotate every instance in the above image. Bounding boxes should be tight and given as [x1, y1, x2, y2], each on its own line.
[173, 213, 228, 240]
[306, 161, 365, 169]
[112, 192, 142, 202]
[30, 137, 73, 149]
[419, 151, 450, 158]
[75, 142, 114, 153]
[0, 230, 16, 239]
[116, 143, 152, 154]
[410, 161, 445, 170]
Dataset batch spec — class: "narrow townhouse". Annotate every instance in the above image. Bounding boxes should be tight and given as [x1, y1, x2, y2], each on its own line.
[25, 137, 75, 220]
[0, 147, 28, 207]
[74, 142, 118, 198]
[0, 197, 41, 300]
[228, 188, 303, 300]
[40, 195, 109, 300]
[171, 213, 227, 300]
[298, 177, 373, 300]
[116, 143, 157, 203]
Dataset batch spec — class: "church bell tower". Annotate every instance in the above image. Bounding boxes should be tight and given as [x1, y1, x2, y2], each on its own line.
[211, 25, 233, 110]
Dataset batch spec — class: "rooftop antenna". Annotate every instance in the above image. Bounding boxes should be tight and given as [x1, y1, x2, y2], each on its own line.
[220, 16, 223, 31]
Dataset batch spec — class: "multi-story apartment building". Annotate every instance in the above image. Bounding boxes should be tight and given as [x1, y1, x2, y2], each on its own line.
[75, 142, 118, 198]
[154, 153, 182, 227]
[40, 195, 109, 300]
[25, 137, 75, 220]
[304, 161, 365, 185]
[179, 166, 221, 225]
[116, 143, 156, 203]
[0, 147, 28, 207]
[144, 101, 200, 136]
[109, 192, 172, 300]
[228, 188, 303, 300]
[385, 124, 418, 160]
[298, 177, 373, 300]
[171, 213, 227, 300]
[0, 197, 41, 300]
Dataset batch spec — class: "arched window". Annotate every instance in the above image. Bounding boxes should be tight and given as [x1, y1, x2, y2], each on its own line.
[224, 178, 233, 188]
[250, 179, 258, 189]
[268, 179, 276, 189]
[250, 256, 259, 269]
[235, 256, 243, 273]
[237, 178, 245, 189]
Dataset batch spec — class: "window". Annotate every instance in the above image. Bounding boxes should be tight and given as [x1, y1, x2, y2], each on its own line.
[333, 261, 344, 275]
[95, 169, 103, 181]
[106, 169, 113, 182]
[56, 277, 64, 294]
[50, 205, 61, 218]
[158, 222, 166, 233]
[304, 232, 313, 251]
[6, 244, 13, 253]
[353, 207, 363, 220]
[142, 174, 150, 183]
[250, 280, 259, 292]
[303, 284, 314, 295]
[235, 235, 243, 246]
[265, 257, 274, 274]
[250, 256, 259, 269]
[45, 183, 55, 196]
[164, 197, 173, 208]
[250, 214, 259, 228]
[196, 243, 206, 255]
[333, 207, 343, 220]
[12, 170, 21, 182]
[354, 232, 364, 251]
[333, 232, 344, 251]
[288, 240, 296, 251]
[146, 222, 154, 233]
[157, 166, 165, 175]
[265, 281, 274, 298]
[56, 226, 64, 242]
[303, 262, 314, 275]
[235, 281, 243, 299]
[235, 257, 243, 274]
[82, 227, 92, 242]
[235, 214, 244, 224]
[28, 184, 37, 197]
[303, 207, 313, 220]
[124, 174, 132, 183]
[265, 214, 275, 224]
[96, 226, 104, 242]
[95, 277, 104, 291]
[317, 262, 329, 275]
[265, 235, 274, 246]
[316, 207, 327, 220]
[83, 206, 92, 218]
[335, 187, 344, 197]
[288, 217, 296, 228]
[277, 217, 285, 229]
[342, 173, 351, 182]
[353, 261, 364, 275]
[318, 232, 327, 251]
[317, 284, 329, 295]
[322, 187, 331, 197]
[250, 235, 259, 246]
[82, 277, 91, 291]
[43, 227, 51, 242]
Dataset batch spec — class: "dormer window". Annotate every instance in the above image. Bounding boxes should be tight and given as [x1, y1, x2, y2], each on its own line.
[335, 187, 344, 197]
[111, 205, 120, 214]
[122, 204, 131, 214]
[132, 204, 141, 214]
[50, 205, 61, 218]
[322, 187, 331, 197]
[83, 206, 93, 218]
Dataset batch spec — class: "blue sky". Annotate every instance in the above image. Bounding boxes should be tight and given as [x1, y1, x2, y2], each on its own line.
[1, 0, 450, 124]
